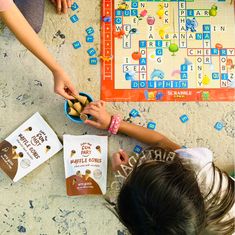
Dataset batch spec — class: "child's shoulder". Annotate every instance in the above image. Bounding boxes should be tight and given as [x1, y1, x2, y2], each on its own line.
[175, 147, 213, 171]
[175, 147, 213, 164]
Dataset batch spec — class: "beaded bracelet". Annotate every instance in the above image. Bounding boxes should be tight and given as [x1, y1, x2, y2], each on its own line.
[108, 115, 122, 135]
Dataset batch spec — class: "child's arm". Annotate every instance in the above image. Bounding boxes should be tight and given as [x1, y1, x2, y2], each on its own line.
[82, 101, 180, 151]
[0, 3, 77, 99]
[118, 121, 180, 150]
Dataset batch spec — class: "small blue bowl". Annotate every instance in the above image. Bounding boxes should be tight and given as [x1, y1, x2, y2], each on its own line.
[64, 92, 94, 124]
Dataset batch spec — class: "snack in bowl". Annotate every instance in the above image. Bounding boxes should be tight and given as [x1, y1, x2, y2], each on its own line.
[64, 92, 93, 124]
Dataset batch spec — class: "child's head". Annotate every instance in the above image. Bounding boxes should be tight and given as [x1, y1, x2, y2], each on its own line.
[113, 147, 234, 235]
[116, 149, 205, 235]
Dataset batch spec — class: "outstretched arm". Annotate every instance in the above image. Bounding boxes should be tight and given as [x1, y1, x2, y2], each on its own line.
[118, 121, 180, 150]
[82, 100, 180, 151]
[0, 3, 77, 99]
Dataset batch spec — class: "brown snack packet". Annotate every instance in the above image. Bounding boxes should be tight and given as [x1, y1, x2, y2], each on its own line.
[63, 135, 108, 196]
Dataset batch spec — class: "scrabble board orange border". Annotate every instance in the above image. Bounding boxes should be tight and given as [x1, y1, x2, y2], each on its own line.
[101, 0, 235, 102]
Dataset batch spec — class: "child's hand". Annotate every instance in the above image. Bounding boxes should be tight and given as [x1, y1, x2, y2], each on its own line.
[82, 100, 112, 130]
[50, 0, 73, 14]
[112, 149, 129, 171]
[52, 69, 77, 100]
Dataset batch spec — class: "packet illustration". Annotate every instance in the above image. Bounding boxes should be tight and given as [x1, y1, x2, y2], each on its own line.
[63, 135, 108, 196]
[0, 112, 63, 182]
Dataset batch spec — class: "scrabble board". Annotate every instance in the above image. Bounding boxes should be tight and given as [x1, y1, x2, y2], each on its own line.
[101, 0, 235, 101]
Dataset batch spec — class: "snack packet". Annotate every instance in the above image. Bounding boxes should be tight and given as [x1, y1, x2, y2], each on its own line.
[0, 112, 63, 182]
[63, 135, 108, 196]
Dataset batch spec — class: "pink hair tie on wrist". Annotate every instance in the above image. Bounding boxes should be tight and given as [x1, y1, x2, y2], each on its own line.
[108, 115, 122, 135]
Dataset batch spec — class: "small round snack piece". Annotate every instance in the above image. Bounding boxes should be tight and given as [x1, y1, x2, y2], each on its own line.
[80, 113, 88, 122]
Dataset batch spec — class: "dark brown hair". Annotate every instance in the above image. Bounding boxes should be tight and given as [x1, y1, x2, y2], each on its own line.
[203, 163, 234, 235]
[114, 147, 234, 235]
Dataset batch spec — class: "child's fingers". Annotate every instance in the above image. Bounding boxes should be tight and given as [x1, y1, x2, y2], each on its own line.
[112, 151, 129, 171]
[88, 104, 100, 112]
[92, 101, 103, 108]
[82, 103, 91, 109]
[119, 149, 129, 164]
[66, 84, 77, 97]
[84, 119, 101, 129]
[56, 88, 74, 99]
[85, 103, 99, 109]
[62, 0, 68, 13]
[67, 0, 72, 7]
[59, 91, 74, 100]
[56, 0, 62, 14]
[66, 94, 76, 100]
[82, 108, 99, 117]
[100, 100, 105, 107]
[112, 152, 123, 171]
[83, 104, 100, 113]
